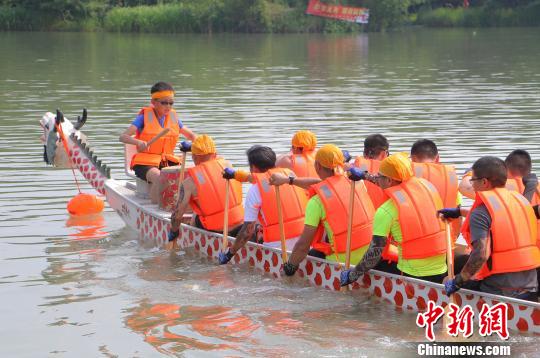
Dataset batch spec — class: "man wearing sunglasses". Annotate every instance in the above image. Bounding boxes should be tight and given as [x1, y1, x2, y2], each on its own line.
[120, 81, 196, 204]
[341, 153, 448, 286]
[439, 156, 540, 301]
[351, 134, 390, 209]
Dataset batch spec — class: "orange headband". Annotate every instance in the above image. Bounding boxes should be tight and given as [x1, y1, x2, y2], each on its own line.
[151, 90, 175, 100]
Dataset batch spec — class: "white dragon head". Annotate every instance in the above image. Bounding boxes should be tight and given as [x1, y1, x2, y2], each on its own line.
[40, 109, 87, 168]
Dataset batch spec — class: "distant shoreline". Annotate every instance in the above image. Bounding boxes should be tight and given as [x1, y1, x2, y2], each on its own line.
[1, 2, 539, 33]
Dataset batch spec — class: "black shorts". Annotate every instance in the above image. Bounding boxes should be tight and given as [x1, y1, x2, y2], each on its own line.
[194, 215, 242, 237]
[133, 161, 177, 182]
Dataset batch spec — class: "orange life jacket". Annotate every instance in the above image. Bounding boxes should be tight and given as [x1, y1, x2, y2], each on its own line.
[308, 175, 375, 256]
[131, 106, 180, 168]
[505, 176, 540, 205]
[503, 177, 540, 250]
[253, 168, 308, 243]
[385, 177, 447, 260]
[188, 158, 244, 231]
[290, 152, 317, 177]
[353, 157, 388, 209]
[461, 188, 540, 280]
[412, 162, 461, 241]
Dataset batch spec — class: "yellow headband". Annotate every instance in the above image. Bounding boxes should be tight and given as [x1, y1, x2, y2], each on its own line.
[292, 130, 317, 151]
[192, 134, 216, 155]
[151, 90, 175, 100]
[315, 144, 344, 169]
[379, 152, 413, 181]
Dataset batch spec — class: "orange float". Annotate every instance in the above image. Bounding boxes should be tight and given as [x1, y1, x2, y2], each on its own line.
[67, 193, 104, 215]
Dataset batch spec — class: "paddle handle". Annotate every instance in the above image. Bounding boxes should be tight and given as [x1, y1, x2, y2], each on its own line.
[445, 221, 457, 305]
[276, 186, 288, 262]
[179, 152, 186, 183]
[146, 127, 170, 147]
[344, 180, 355, 269]
[221, 179, 230, 252]
[174, 153, 187, 215]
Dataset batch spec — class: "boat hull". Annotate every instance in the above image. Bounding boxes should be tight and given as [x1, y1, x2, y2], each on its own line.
[105, 177, 540, 336]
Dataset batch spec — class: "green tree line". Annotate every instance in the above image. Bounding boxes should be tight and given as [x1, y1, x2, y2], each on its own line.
[0, 0, 539, 32]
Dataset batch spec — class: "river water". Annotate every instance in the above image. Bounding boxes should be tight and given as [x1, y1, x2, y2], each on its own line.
[0, 29, 539, 357]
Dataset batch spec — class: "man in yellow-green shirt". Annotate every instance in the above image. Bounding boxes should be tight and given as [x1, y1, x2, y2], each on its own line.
[269, 144, 376, 276]
[341, 153, 448, 286]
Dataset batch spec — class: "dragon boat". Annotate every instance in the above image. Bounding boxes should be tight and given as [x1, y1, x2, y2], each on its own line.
[41, 110, 540, 336]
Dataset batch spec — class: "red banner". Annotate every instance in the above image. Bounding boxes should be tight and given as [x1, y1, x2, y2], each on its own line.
[306, 0, 369, 24]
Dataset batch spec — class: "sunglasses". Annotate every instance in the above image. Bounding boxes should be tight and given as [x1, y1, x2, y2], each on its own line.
[469, 177, 485, 182]
[158, 101, 174, 106]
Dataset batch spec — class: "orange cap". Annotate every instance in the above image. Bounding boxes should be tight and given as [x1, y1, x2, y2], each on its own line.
[192, 134, 216, 155]
[292, 130, 317, 151]
[379, 152, 413, 181]
[315, 144, 344, 169]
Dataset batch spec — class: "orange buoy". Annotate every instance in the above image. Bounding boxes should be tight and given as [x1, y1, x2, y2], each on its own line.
[67, 193, 104, 215]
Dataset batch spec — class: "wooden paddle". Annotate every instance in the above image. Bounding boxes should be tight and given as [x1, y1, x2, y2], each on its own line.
[166, 150, 187, 251]
[178, 151, 187, 183]
[443, 220, 457, 334]
[221, 179, 231, 252]
[341, 180, 356, 292]
[146, 127, 170, 148]
[275, 186, 288, 262]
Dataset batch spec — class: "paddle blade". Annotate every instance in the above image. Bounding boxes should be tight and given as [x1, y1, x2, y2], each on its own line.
[67, 193, 104, 215]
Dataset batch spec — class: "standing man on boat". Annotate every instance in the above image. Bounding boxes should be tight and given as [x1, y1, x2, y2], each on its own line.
[119, 82, 196, 204]
[167, 135, 244, 249]
[440, 156, 540, 301]
[341, 153, 449, 286]
[352, 134, 390, 209]
[276, 130, 318, 177]
[218, 145, 308, 264]
[271, 144, 376, 275]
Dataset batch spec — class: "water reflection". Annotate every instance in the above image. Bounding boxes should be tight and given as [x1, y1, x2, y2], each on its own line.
[125, 301, 260, 355]
[66, 214, 108, 242]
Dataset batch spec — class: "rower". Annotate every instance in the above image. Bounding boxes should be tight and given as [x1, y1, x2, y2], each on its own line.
[272, 144, 375, 276]
[119, 81, 196, 204]
[410, 139, 462, 242]
[167, 135, 244, 249]
[276, 130, 318, 177]
[440, 156, 540, 301]
[341, 153, 448, 286]
[504, 150, 540, 298]
[352, 134, 390, 209]
[504, 149, 539, 203]
[218, 145, 308, 264]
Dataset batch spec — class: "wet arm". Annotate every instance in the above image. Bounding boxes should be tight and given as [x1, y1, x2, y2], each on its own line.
[119, 125, 140, 145]
[288, 225, 318, 266]
[352, 235, 387, 275]
[231, 221, 258, 254]
[269, 172, 321, 189]
[458, 206, 491, 281]
[180, 126, 196, 141]
[459, 237, 488, 281]
[170, 179, 194, 232]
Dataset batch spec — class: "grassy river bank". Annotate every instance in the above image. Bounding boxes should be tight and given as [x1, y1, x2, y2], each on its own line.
[1, 0, 539, 33]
